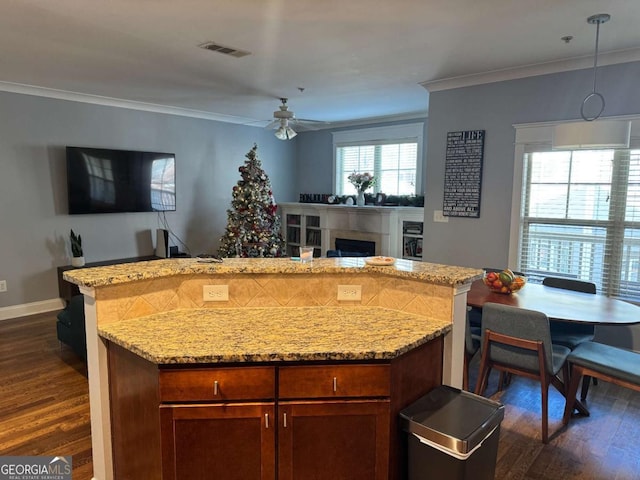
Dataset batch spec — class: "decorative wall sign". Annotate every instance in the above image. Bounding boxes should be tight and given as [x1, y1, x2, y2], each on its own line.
[443, 130, 485, 218]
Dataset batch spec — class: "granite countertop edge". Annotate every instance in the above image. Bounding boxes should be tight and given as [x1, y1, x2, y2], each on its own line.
[98, 306, 453, 365]
[63, 257, 483, 288]
[100, 327, 452, 365]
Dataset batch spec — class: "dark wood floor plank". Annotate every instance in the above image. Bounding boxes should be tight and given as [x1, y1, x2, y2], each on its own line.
[0, 313, 92, 480]
[468, 353, 640, 480]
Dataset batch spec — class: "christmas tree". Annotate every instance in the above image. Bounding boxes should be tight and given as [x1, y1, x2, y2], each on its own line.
[218, 144, 286, 258]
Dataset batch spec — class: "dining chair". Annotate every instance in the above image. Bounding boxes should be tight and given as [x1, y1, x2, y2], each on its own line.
[543, 277, 598, 400]
[474, 302, 571, 443]
[463, 310, 481, 391]
[543, 277, 597, 347]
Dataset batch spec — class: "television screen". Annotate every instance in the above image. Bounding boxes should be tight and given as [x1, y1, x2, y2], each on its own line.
[66, 146, 176, 214]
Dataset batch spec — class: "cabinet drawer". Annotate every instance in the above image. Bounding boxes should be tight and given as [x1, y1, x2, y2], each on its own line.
[279, 365, 390, 399]
[159, 366, 275, 402]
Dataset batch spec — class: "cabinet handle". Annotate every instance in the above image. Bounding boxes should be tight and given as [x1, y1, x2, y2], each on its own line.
[283, 412, 287, 428]
[265, 413, 269, 429]
[213, 380, 219, 396]
[333, 376, 337, 392]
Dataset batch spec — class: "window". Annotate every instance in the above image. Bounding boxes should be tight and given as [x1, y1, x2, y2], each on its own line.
[333, 123, 423, 196]
[519, 147, 640, 300]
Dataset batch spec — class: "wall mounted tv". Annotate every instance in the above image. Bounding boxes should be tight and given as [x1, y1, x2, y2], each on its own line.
[66, 146, 176, 214]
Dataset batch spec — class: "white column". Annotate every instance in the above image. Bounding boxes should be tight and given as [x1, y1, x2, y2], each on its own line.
[81, 287, 113, 480]
[442, 283, 471, 389]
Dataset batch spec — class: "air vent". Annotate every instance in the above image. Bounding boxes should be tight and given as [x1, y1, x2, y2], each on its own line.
[198, 42, 251, 58]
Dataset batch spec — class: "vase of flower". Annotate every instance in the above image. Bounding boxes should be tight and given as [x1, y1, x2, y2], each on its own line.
[348, 171, 376, 207]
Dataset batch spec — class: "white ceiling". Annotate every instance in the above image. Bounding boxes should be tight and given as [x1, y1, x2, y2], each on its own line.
[1, 0, 639, 127]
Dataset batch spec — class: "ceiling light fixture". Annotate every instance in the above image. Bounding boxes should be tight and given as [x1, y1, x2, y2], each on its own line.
[552, 13, 631, 150]
[274, 119, 297, 140]
[581, 13, 609, 121]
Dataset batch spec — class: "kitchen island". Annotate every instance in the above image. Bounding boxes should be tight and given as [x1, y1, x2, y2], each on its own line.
[63, 257, 481, 480]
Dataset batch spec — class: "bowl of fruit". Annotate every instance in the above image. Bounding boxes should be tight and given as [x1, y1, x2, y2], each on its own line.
[483, 269, 526, 294]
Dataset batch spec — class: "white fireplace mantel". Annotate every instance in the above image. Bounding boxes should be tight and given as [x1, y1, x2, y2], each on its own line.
[279, 202, 424, 258]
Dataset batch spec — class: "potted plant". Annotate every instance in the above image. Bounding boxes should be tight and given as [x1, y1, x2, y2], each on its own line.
[70, 229, 85, 267]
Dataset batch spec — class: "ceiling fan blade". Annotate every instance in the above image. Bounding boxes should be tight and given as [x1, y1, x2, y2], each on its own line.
[262, 99, 330, 132]
[292, 118, 330, 131]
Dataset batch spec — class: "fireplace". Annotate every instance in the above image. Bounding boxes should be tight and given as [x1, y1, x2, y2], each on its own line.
[279, 202, 425, 258]
[335, 238, 375, 256]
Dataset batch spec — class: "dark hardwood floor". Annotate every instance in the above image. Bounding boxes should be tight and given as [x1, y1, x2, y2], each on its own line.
[0, 312, 92, 479]
[1, 312, 639, 479]
[468, 353, 640, 480]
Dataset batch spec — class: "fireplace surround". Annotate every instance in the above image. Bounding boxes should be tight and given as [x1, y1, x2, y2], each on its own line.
[279, 203, 424, 258]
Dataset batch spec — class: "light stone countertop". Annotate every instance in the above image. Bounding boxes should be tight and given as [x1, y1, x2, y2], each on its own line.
[98, 306, 452, 364]
[64, 257, 482, 288]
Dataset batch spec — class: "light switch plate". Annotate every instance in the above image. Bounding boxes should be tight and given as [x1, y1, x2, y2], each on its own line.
[433, 210, 449, 223]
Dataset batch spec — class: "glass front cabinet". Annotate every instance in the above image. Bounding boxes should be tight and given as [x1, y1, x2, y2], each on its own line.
[280, 205, 327, 258]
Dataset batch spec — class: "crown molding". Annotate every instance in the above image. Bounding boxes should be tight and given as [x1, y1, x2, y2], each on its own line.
[320, 111, 429, 130]
[0, 81, 258, 124]
[0, 80, 428, 129]
[421, 48, 640, 93]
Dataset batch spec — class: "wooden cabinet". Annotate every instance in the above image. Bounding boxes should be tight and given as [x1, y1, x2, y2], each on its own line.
[160, 403, 275, 480]
[107, 337, 443, 480]
[278, 400, 389, 480]
[159, 366, 277, 480]
[278, 364, 390, 479]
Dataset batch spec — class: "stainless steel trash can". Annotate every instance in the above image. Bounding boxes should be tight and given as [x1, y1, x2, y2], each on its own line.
[400, 385, 504, 480]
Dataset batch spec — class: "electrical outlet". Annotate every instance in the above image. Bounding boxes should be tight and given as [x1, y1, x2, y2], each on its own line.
[433, 210, 449, 223]
[0, 280, 6, 293]
[203, 285, 228, 302]
[337, 285, 362, 301]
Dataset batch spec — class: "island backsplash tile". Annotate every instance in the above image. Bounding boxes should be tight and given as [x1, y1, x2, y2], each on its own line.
[94, 272, 455, 324]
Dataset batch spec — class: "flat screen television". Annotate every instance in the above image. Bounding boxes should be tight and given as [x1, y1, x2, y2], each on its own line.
[66, 146, 176, 214]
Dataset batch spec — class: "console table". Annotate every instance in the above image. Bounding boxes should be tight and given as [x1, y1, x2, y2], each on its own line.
[57, 256, 160, 303]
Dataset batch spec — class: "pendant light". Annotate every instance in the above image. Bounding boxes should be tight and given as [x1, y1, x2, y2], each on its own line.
[552, 13, 631, 150]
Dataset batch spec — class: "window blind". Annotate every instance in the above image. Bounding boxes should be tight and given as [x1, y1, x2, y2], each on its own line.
[519, 147, 640, 300]
[336, 142, 418, 195]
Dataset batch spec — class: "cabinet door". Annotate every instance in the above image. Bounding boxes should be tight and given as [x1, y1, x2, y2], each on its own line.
[278, 400, 390, 480]
[160, 403, 275, 480]
[284, 214, 301, 257]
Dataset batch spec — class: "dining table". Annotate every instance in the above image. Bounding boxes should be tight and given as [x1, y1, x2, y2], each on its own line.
[468, 279, 640, 326]
[467, 278, 640, 417]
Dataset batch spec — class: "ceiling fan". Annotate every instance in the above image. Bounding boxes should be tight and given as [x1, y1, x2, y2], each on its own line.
[265, 98, 325, 140]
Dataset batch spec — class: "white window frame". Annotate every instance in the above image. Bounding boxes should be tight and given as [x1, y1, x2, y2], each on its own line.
[509, 115, 640, 279]
[332, 123, 424, 195]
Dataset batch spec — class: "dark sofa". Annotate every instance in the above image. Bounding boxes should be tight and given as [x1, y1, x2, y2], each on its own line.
[56, 295, 87, 360]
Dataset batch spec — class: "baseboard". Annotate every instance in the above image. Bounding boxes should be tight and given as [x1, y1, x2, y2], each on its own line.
[0, 298, 65, 321]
